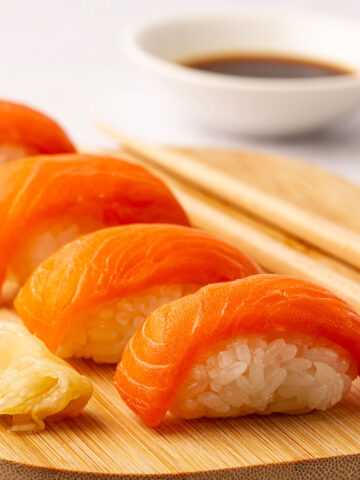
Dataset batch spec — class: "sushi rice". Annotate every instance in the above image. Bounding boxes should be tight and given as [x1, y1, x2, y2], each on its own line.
[171, 333, 356, 419]
[0, 144, 35, 163]
[58, 284, 198, 363]
[2, 215, 105, 304]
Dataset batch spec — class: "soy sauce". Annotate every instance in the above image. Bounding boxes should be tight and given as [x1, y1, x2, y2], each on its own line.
[181, 54, 353, 79]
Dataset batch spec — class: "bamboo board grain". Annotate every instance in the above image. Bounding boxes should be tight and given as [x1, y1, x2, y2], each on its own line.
[2, 148, 360, 479]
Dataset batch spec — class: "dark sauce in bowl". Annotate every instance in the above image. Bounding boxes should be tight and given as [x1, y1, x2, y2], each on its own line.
[181, 54, 354, 79]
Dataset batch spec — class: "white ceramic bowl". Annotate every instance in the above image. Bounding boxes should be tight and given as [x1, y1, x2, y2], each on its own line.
[123, 9, 360, 137]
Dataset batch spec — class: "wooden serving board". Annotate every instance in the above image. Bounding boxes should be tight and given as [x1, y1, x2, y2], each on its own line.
[2, 148, 360, 480]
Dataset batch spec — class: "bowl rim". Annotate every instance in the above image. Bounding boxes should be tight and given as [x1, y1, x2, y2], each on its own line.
[122, 8, 360, 92]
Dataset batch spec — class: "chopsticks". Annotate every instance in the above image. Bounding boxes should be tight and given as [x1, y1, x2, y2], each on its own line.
[99, 143, 360, 313]
[100, 127, 360, 272]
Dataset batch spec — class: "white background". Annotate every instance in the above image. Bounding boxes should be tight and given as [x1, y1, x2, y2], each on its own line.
[1, 0, 360, 182]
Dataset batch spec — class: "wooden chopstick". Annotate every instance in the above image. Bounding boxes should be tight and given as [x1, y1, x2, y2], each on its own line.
[102, 147, 360, 313]
[99, 126, 360, 272]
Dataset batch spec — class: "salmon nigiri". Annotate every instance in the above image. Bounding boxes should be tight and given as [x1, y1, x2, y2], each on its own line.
[0, 100, 75, 163]
[15, 224, 261, 363]
[0, 155, 188, 303]
[114, 274, 360, 426]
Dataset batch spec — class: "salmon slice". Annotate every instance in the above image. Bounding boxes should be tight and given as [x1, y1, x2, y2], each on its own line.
[0, 155, 189, 303]
[14, 224, 262, 358]
[0, 100, 75, 162]
[114, 274, 360, 426]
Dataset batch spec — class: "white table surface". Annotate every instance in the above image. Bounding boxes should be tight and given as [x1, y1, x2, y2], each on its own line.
[1, 0, 360, 183]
